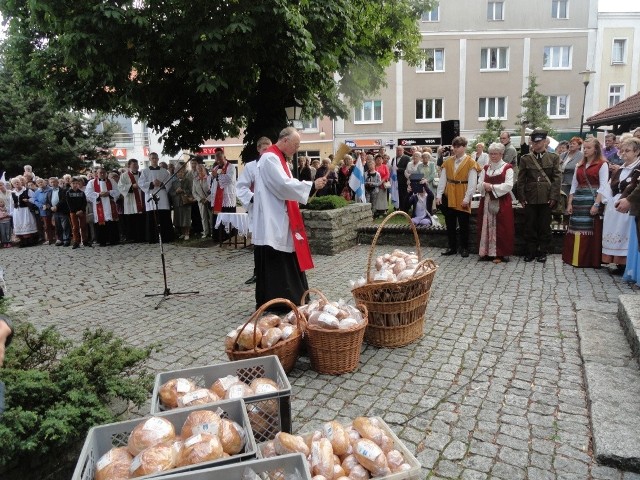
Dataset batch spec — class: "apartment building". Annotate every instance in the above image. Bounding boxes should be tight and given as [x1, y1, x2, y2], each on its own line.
[335, 0, 598, 150]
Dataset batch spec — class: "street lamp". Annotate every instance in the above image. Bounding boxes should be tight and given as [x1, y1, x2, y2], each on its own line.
[579, 69, 595, 139]
[285, 99, 304, 130]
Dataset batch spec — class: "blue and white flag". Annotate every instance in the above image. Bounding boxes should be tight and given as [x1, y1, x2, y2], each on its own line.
[349, 156, 366, 203]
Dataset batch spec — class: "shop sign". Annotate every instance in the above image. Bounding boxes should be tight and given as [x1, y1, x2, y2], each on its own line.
[111, 148, 127, 158]
[398, 137, 441, 147]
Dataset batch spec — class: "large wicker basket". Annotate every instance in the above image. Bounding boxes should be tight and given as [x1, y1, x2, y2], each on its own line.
[301, 289, 368, 375]
[226, 298, 305, 373]
[352, 211, 438, 347]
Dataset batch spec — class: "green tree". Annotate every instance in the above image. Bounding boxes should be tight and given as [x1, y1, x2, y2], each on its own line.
[0, 0, 436, 161]
[516, 73, 555, 137]
[0, 66, 120, 178]
[470, 118, 507, 152]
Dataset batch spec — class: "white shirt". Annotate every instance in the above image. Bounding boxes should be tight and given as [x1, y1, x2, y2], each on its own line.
[210, 162, 237, 209]
[478, 161, 514, 199]
[436, 155, 478, 204]
[139, 166, 171, 210]
[117, 170, 145, 214]
[252, 151, 312, 252]
[236, 161, 257, 210]
[569, 161, 609, 196]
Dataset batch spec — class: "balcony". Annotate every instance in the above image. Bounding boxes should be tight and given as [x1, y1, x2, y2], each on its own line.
[112, 132, 150, 147]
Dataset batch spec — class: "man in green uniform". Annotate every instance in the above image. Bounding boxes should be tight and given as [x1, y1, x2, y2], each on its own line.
[516, 129, 561, 263]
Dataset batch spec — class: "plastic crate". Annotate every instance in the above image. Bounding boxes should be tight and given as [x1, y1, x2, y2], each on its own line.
[151, 356, 291, 443]
[260, 417, 421, 480]
[72, 399, 256, 480]
[156, 453, 311, 479]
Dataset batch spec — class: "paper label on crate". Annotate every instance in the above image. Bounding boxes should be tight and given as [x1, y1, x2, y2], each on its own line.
[129, 455, 142, 474]
[322, 424, 334, 441]
[356, 440, 382, 461]
[227, 384, 246, 399]
[184, 434, 203, 448]
[255, 383, 277, 395]
[193, 422, 219, 436]
[143, 417, 171, 433]
[219, 375, 239, 391]
[176, 378, 192, 393]
[181, 389, 208, 405]
[96, 450, 114, 471]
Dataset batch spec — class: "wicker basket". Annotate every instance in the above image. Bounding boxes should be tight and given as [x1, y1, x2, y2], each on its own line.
[301, 289, 368, 375]
[226, 298, 305, 373]
[352, 211, 438, 348]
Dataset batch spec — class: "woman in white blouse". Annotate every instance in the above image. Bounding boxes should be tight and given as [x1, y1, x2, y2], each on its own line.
[477, 143, 515, 263]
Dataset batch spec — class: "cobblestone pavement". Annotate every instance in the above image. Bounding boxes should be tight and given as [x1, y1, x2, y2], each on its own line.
[2, 241, 640, 480]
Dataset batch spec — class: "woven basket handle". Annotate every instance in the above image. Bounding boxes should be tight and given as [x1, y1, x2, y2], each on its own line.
[356, 303, 369, 326]
[413, 258, 437, 277]
[300, 288, 329, 306]
[366, 211, 422, 282]
[233, 298, 304, 351]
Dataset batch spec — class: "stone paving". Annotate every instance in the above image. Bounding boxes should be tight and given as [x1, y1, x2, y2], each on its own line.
[2, 241, 640, 479]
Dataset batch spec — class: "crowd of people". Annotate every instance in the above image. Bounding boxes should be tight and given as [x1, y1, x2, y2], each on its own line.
[0, 147, 240, 249]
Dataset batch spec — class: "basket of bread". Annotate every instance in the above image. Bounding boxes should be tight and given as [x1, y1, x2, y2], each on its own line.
[351, 211, 437, 348]
[298, 288, 368, 375]
[225, 298, 305, 374]
[260, 416, 421, 479]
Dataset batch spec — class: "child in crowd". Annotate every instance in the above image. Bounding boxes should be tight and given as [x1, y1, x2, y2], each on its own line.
[66, 177, 91, 249]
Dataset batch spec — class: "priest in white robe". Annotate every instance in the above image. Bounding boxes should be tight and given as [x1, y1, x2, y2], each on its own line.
[252, 127, 326, 311]
[139, 152, 174, 243]
[117, 158, 146, 243]
[85, 167, 121, 246]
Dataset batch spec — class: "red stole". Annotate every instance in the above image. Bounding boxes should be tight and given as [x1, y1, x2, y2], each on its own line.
[128, 171, 144, 213]
[265, 145, 314, 271]
[93, 178, 119, 225]
[213, 162, 228, 213]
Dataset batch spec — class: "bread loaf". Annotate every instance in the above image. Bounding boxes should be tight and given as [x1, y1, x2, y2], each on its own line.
[225, 381, 254, 399]
[260, 327, 283, 348]
[177, 388, 219, 408]
[210, 375, 239, 398]
[218, 419, 245, 454]
[181, 410, 222, 438]
[129, 440, 179, 477]
[127, 417, 176, 456]
[353, 439, 390, 477]
[273, 432, 310, 456]
[95, 447, 132, 480]
[322, 421, 350, 456]
[310, 438, 334, 478]
[177, 433, 224, 466]
[158, 378, 196, 409]
[236, 324, 262, 350]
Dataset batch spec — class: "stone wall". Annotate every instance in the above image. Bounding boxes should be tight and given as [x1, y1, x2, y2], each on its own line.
[302, 203, 372, 255]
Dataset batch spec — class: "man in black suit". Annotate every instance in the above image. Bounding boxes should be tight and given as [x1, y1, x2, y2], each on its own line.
[394, 146, 411, 212]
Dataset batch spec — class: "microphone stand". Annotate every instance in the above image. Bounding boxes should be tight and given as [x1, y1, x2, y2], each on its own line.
[144, 155, 199, 309]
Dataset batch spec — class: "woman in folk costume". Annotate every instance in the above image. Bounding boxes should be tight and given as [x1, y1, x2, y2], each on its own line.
[604, 138, 640, 276]
[436, 136, 481, 258]
[210, 148, 237, 214]
[563, 137, 609, 268]
[85, 167, 121, 246]
[252, 127, 327, 311]
[477, 143, 515, 263]
[169, 163, 193, 240]
[10, 177, 38, 247]
[374, 154, 390, 217]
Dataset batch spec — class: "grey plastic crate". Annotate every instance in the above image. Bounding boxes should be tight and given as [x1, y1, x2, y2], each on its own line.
[72, 399, 256, 480]
[259, 416, 421, 480]
[151, 356, 291, 442]
[157, 453, 311, 479]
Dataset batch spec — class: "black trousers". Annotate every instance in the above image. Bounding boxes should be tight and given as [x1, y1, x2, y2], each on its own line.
[524, 203, 552, 255]
[94, 220, 120, 246]
[123, 213, 146, 243]
[255, 245, 308, 312]
[398, 176, 409, 212]
[441, 195, 470, 251]
[146, 210, 174, 243]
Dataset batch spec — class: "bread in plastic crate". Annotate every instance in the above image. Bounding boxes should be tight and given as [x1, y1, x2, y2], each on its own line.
[150, 453, 311, 480]
[260, 416, 421, 480]
[150, 356, 291, 443]
[72, 399, 256, 480]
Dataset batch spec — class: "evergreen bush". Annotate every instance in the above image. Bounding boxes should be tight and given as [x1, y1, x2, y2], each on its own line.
[301, 195, 349, 210]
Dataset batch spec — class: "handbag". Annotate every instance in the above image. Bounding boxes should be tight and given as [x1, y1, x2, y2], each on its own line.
[488, 197, 500, 215]
[383, 181, 391, 189]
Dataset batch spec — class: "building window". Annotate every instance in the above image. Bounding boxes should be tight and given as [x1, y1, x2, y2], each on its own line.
[552, 0, 568, 19]
[421, 7, 439, 22]
[416, 48, 445, 72]
[543, 46, 572, 69]
[416, 98, 444, 121]
[547, 95, 568, 118]
[487, 2, 504, 20]
[612, 39, 627, 64]
[480, 47, 508, 70]
[301, 118, 318, 132]
[355, 100, 383, 123]
[479, 97, 506, 119]
[609, 85, 625, 107]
